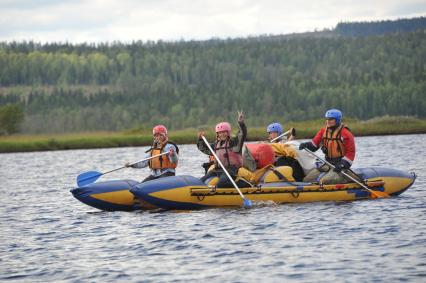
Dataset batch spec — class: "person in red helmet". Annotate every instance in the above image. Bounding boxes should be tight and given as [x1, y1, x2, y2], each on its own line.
[125, 124, 179, 182]
[197, 111, 249, 188]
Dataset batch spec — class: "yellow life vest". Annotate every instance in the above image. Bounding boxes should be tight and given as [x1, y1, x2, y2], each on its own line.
[263, 166, 295, 182]
[236, 165, 274, 184]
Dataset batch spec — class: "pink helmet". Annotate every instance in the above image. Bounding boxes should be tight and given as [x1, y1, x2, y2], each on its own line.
[215, 122, 231, 136]
[153, 125, 168, 136]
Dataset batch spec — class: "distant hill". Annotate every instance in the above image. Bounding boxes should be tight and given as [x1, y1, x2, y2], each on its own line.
[0, 17, 425, 134]
[263, 16, 426, 39]
[259, 16, 426, 39]
[335, 16, 426, 37]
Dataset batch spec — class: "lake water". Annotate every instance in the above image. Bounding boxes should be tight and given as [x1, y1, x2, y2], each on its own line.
[1, 134, 425, 282]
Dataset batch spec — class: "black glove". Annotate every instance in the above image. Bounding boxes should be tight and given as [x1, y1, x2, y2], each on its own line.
[291, 127, 296, 137]
[333, 159, 351, 173]
[299, 141, 318, 152]
[202, 162, 213, 174]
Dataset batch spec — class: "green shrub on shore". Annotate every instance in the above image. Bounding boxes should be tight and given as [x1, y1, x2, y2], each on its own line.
[1, 116, 425, 153]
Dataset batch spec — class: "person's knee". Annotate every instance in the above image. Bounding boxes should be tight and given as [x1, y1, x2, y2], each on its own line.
[321, 171, 345, 184]
[303, 169, 320, 182]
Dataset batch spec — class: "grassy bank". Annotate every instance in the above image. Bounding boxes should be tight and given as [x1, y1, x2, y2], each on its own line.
[1, 116, 425, 153]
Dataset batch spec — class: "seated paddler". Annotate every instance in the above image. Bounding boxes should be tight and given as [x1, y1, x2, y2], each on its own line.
[299, 109, 356, 184]
[267, 122, 295, 143]
[125, 124, 179, 182]
[197, 111, 250, 188]
[266, 122, 304, 181]
[236, 142, 297, 185]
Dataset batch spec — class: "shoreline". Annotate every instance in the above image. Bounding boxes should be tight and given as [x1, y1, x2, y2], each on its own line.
[1, 117, 425, 153]
[1, 131, 425, 154]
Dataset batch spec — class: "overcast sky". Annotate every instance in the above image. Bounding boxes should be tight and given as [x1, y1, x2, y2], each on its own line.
[0, 0, 425, 43]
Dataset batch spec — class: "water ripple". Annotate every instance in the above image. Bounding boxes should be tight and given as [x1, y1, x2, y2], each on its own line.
[0, 134, 425, 282]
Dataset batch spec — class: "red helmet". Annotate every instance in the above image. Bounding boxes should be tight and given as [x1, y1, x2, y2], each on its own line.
[215, 122, 231, 136]
[153, 125, 168, 136]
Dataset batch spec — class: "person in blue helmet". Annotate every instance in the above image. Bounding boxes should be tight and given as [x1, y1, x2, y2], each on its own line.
[266, 122, 295, 143]
[266, 122, 305, 181]
[299, 109, 356, 184]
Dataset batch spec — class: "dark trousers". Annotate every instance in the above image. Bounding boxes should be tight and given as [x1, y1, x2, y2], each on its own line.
[274, 156, 305, 182]
[142, 171, 175, 183]
[200, 167, 251, 188]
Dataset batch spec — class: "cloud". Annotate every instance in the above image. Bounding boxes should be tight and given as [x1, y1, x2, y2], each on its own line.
[0, 0, 68, 10]
[389, 1, 426, 17]
[0, 0, 425, 43]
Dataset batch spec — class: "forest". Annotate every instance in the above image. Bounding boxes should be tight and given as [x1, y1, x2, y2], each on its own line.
[0, 17, 425, 134]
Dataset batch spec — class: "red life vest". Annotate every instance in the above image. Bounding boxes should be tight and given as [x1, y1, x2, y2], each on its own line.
[322, 124, 350, 159]
[215, 139, 242, 168]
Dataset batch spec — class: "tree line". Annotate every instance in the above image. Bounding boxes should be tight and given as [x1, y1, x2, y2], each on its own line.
[0, 18, 425, 134]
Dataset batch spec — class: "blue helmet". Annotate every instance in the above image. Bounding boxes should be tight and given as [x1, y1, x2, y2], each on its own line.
[325, 109, 342, 125]
[267, 122, 283, 135]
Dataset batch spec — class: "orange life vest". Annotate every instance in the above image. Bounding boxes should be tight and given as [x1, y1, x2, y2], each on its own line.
[322, 124, 349, 159]
[148, 141, 179, 169]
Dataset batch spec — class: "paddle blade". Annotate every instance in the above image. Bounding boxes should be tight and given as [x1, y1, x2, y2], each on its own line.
[77, 171, 102, 187]
[370, 190, 390, 199]
[243, 198, 252, 207]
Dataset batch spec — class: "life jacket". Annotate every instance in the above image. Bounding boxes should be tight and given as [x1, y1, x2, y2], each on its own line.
[215, 139, 242, 168]
[237, 164, 274, 184]
[262, 166, 295, 182]
[147, 141, 179, 169]
[322, 124, 349, 159]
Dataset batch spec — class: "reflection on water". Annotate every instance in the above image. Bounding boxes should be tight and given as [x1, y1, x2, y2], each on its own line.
[1, 134, 425, 282]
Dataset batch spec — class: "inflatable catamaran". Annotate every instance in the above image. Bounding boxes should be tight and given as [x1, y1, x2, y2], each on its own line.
[71, 165, 416, 211]
[71, 141, 416, 211]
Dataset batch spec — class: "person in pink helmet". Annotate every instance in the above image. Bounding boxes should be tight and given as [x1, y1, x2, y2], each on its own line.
[125, 124, 179, 182]
[197, 111, 248, 188]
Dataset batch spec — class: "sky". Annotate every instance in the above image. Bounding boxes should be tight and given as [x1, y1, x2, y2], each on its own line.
[0, 0, 425, 43]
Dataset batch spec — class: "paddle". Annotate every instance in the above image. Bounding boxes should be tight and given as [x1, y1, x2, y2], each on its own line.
[303, 148, 389, 198]
[76, 152, 169, 187]
[270, 128, 294, 142]
[201, 135, 252, 207]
